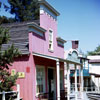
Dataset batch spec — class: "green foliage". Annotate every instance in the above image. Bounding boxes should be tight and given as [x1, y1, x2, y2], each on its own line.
[3, 0, 39, 22]
[0, 26, 9, 46]
[0, 16, 15, 24]
[0, 70, 18, 91]
[0, 27, 19, 94]
[87, 45, 100, 55]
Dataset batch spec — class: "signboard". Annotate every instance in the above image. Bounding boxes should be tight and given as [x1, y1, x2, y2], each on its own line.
[67, 51, 80, 64]
[18, 72, 25, 78]
[11, 69, 25, 78]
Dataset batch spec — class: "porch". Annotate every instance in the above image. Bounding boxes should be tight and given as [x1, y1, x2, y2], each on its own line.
[33, 52, 65, 100]
[33, 52, 84, 100]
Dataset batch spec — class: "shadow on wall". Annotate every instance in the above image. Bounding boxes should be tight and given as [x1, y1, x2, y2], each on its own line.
[14, 55, 29, 62]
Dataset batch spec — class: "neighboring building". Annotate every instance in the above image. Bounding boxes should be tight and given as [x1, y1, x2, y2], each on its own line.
[79, 54, 91, 90]
[64, 42, 90, 91]
[88, 56, 100, 90]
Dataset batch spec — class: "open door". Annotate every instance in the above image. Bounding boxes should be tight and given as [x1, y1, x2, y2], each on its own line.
[48, 68, 55, 100]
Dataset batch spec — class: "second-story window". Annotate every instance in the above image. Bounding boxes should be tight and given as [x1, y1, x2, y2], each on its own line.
[49, 29, 53, 51]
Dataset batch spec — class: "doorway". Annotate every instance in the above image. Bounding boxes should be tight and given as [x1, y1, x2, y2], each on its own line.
[48, 68, 55, 100]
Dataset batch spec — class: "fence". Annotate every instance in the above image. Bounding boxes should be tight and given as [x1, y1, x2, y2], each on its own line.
[0, 84, 20, 100]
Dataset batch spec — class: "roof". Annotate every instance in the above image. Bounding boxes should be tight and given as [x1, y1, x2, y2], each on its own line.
[1, 21, 47, 55]
[90, 73, 100, 77]
[33, 52, 82, 65]
[28, 22, 46, 33]
[39, 0, 60, 16]
[1, 43, 30, 55]
[57, 37, 66, 43]
[89, 59, 100, 63]
[1, 20, 45, 55]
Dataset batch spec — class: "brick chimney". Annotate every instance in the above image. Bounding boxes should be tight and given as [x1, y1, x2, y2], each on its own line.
[72, 40, 79, 49]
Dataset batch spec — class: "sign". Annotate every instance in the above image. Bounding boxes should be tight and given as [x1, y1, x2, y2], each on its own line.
[11, 69, 25, 78]
[18, 72, 25, 78]
[67, 51, 80, 63]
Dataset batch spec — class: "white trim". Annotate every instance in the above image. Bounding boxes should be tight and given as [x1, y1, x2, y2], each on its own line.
[49, 28, 54, 51]
[33, 52, 59, 61]
[48, 66, 55, 69]
[40, 9, 44, 14]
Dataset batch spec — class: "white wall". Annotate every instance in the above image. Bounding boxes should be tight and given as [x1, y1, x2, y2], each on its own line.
[88, 56, 100, 60]
[88, 56, 100, 88]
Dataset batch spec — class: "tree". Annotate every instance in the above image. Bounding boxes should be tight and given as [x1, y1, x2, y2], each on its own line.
[0, 16, 15, 24]
[0, 26, 19, 99]
[0, 0, 39, 22]
[87, 45, 100, 55]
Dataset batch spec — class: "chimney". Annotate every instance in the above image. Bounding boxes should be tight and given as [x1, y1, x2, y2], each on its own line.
[72, 40, 79, 49]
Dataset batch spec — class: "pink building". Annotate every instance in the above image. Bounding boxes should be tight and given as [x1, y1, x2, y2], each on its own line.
[2, 0, 67, 100]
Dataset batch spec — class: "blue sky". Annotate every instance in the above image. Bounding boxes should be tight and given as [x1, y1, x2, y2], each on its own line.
[0, 0, 100, 53]
[46, 0, 100, 53]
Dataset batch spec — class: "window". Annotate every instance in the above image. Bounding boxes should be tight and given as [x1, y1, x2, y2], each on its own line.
[36, 66, 45, 94]
[49, 29, 53, 51]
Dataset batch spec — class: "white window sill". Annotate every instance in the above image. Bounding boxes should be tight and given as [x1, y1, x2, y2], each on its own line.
[48, 49, 54, 53]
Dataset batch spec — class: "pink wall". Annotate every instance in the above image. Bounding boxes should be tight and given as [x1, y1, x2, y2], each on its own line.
[9, 55, 36, 100]
[30, 12, 64, 59]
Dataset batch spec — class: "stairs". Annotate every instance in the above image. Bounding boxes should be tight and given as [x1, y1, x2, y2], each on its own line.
[87, 93, 100, 100]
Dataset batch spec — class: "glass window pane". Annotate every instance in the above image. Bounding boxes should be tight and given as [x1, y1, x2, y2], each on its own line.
[36, 67, 45, 94]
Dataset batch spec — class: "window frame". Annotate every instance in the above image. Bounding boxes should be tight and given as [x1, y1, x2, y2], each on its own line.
[48, 29, 53, 51]
[36, 65, 45, 96]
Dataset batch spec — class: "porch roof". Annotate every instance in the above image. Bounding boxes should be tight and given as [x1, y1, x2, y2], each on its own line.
[33, 52, 82, 65]
[90, 73, 100, 77]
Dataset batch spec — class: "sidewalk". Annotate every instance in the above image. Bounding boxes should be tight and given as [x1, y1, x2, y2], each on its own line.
[70, 92, 89, 100]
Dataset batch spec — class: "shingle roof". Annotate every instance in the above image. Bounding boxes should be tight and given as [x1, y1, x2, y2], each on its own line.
[1, 21, 39, 55]
[1, 20, 46, 55]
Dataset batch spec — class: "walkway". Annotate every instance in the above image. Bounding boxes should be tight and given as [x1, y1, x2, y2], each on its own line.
[70, 92, 89, 100]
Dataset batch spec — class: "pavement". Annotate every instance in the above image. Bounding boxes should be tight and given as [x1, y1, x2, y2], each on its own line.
[70, 92, 89, 100]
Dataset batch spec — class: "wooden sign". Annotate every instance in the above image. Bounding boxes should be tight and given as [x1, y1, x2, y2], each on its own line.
[18, 72, 25, 78]
[11, 69, 25, 78]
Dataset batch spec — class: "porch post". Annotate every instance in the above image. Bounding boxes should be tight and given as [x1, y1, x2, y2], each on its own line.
[81, 65, 83, 92]
[67, 62, 70, 100]
[75, 64, 78, 100]
[64, 62, 67, 90]
[2, 91, 5, 100]
[56, 60, 60, 100]
[98, 78, 99, 92]
[80, 65, 84, 99]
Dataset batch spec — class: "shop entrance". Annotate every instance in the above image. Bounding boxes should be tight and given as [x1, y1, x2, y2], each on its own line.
[48, 68, 55, 100]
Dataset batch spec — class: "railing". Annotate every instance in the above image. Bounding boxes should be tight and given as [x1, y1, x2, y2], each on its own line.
[36, 90, 67, 100]
[0, 84, 20, 100]
[70, 86, 100, 92]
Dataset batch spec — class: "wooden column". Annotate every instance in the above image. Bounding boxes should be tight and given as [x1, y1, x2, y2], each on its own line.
[67, 63, 70, 100]
[56, 60, 60, 100]
[75, 64, 78, 100]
